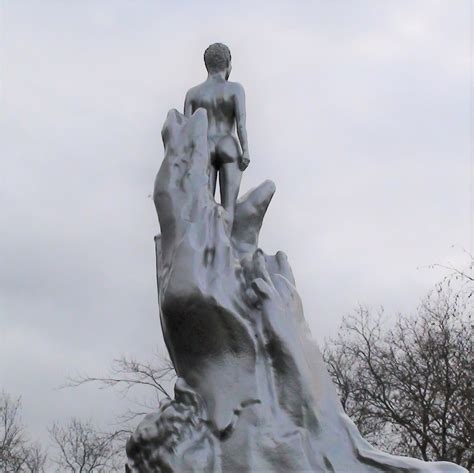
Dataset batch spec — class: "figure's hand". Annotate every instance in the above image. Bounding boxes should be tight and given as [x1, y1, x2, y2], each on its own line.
[239, 152, 250, 171]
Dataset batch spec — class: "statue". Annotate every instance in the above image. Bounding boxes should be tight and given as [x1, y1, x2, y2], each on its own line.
[125, 47, 467, 473]
[184, 43, 249, 229]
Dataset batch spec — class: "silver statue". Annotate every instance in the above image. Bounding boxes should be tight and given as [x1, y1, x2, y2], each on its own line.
[184, 43, 249, 227]
[126, 45, 467, 473]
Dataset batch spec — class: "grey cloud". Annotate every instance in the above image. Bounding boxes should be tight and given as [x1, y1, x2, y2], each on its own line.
[1, 0, 470, 456]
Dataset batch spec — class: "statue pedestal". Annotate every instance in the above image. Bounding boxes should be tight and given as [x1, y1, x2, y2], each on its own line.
[125, 109, 466, 473]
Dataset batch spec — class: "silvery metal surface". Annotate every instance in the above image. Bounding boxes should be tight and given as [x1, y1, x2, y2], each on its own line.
[183, 42, 249, 231]
[125, 44, 466, 472]
[125, 109, 466, 473]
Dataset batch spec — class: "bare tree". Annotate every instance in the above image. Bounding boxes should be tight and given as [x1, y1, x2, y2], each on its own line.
[0, 392, 46, 473]
[49, 418, 124, 473]
[423, 248, 473, 284]
[66, 352, 175, 424]
[61, 352, 175, 470]
[323, 278, 472, 469]
[22, 444, 46, 473]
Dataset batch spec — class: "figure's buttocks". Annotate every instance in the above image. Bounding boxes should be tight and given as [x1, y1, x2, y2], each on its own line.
[208, 134, 241, 167]
[186, 81, 242, 168]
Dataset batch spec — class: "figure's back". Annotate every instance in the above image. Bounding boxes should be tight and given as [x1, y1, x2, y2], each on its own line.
[186, 79, 237, 136]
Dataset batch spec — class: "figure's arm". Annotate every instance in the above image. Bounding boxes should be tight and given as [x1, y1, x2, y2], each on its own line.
[184, 91, 193, 118]
[234, 83, 250, 170]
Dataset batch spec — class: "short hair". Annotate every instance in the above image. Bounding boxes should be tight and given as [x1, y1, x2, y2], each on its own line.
[204, 43, 231, 73]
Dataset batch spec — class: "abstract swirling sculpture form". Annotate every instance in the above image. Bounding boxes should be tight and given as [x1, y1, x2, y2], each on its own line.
[126, 109, 466, 473]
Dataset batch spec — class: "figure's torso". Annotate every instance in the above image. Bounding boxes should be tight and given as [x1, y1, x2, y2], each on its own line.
[187, 79, 238, 138]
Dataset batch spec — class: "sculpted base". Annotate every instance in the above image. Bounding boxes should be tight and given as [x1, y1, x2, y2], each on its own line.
[125, 109, 466, 473]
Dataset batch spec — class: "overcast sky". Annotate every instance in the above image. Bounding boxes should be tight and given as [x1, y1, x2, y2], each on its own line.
[0, 0, 472, 454]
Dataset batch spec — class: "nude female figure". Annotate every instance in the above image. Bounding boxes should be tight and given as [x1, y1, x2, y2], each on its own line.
[184, 43, 250, 228]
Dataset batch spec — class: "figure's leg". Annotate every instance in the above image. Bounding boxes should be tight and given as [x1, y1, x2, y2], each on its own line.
[216, 135, 243, 229]
[207, 137, 218, 198]
[219, 162, 242, 223]
[209, 164, 218, 198]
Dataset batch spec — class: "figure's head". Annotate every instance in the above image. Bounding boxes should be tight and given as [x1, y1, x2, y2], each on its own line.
[204, 43, 232, 79]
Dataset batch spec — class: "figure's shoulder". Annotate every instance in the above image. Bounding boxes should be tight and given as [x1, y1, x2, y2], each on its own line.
[227, 81, 245, 95]
[185, 82, 206, 100]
